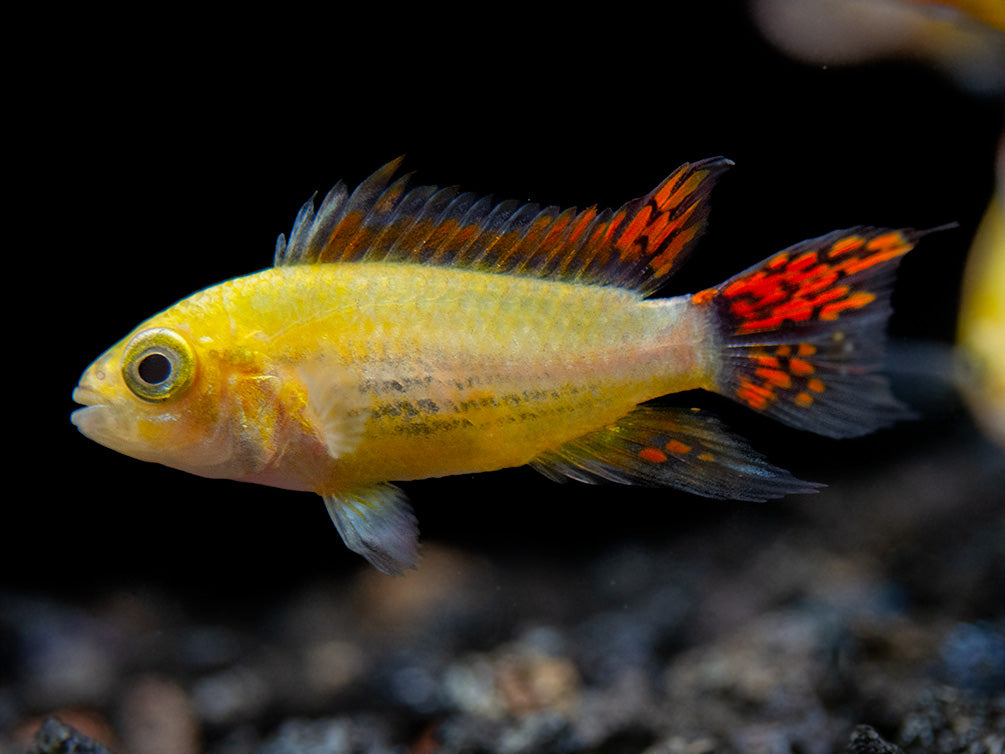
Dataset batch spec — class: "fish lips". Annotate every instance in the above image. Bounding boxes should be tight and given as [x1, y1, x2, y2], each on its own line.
[70, 384, 115, 440]
[71, 385, 104, 422]
[70, 385, 156, 462]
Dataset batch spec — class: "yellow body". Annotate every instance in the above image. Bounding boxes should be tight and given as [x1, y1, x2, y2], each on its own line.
[74, 263, 710, 496]
[72, 158, 916, 572]
[958, 191, 1005, 447]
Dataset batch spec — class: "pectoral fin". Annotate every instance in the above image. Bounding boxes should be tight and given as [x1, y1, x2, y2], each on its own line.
[323, 484, 419, 575]
[294, 362, 369, 459]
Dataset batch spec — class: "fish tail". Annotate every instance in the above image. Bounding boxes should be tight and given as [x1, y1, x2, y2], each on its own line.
[692, 227, 921, 438]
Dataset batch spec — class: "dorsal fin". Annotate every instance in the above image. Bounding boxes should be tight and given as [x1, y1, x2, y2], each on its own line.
[274, 156, 732, 295]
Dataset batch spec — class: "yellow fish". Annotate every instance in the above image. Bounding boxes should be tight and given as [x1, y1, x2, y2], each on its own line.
[957, 166, 1005, 448]
[72, 158, 921, 573]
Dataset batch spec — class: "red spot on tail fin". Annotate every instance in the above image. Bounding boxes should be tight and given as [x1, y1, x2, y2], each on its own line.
[715, 229, 915, 337]
[694, 227, 922, 438]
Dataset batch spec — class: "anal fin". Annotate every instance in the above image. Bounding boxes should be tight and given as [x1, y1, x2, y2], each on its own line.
[530, 406, 821, 502]
[323, 484, 419, 575]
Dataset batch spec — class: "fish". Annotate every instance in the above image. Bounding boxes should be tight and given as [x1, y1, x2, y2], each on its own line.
[72, 157, 921, 574]
[957, 136, 1005, 448]
[751, 0, 1005, 95]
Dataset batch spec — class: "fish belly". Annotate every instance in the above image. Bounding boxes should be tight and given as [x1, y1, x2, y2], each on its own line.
[237, 263, 710, 486]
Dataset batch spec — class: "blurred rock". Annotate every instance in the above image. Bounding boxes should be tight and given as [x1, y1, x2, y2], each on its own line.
[351, 545, 490, 633]
[254, 716, 393, 754]
[27, 717, 116, 754]
[190, 662, 274, 727]
[897, 685, 1005, 753]
[845, 725, 903, 754]
[117, 677, 199, 754]
[937, 621, 1005, 692]
[2, 597, 122, 710]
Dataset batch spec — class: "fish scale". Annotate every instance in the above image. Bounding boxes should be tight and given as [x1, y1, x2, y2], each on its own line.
[202, 263, 707, 488]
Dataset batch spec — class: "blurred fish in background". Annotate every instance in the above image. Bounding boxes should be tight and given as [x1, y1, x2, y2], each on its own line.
[957, 136, 1005, 447]
[752, 0, 1005, 450]
[750, 0, 1005, 94]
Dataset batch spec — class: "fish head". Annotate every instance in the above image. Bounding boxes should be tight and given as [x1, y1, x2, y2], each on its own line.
[71, 320, 242, 479]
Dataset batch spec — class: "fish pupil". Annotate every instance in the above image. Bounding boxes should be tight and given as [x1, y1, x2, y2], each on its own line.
[137, 352, 172, 385]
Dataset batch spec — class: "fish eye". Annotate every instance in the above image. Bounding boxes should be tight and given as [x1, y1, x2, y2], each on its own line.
[122, 328, 196, 402]
[137, 352, 172, 384]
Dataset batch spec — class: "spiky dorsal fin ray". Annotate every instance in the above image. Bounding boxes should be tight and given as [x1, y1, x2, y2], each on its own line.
[274, 157, 732, 295]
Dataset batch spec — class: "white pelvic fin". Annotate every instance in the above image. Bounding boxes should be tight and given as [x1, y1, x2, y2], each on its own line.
[323, 484, 419, 575]
[294, 362, 369, 459]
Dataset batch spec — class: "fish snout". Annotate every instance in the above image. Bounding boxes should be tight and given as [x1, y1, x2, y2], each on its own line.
[70, 361, 115, 431]
[70, 384, 107, 429]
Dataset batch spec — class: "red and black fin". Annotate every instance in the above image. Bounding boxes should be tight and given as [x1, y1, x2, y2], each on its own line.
[529, 406, 821, 501]
[274, 157, 731, 295]
[693, 227, 919, 438]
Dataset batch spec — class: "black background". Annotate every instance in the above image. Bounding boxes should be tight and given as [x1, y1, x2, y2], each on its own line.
[15, 7, 1002, 601]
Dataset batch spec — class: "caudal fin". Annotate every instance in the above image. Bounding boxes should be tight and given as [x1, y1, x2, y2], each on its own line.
[693, 227, 920, 438]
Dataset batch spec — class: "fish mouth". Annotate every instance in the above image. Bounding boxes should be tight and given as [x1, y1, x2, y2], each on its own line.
[70, 385, 107, 428]
[70, 382, 151, 460]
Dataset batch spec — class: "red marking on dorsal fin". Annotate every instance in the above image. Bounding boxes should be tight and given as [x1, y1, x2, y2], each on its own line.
[275, 157, 733, 295]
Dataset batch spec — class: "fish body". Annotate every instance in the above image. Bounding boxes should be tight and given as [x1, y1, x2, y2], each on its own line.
[77, 263, 707, 488]
[958, 186, 1005, 448]
[73, 158, 920, 573]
